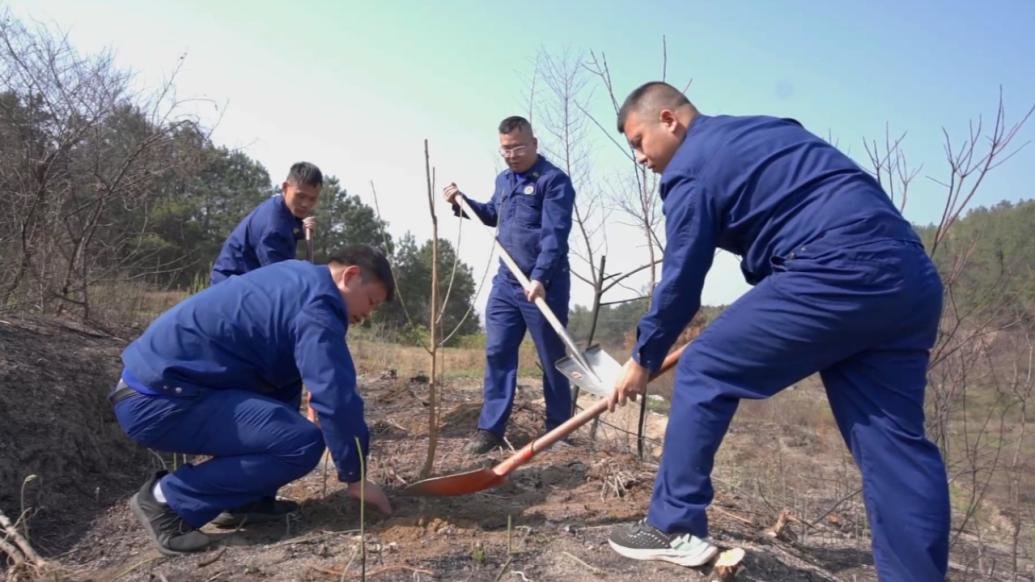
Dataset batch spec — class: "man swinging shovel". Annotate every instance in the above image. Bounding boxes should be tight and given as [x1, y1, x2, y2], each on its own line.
[442, 115, 580, 454]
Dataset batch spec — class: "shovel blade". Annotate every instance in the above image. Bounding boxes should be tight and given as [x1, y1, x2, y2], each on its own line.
[401, 468, 506, 497]
[554, 345, 622, 398]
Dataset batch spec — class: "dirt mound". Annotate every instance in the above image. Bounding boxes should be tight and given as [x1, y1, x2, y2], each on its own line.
[0, 315, 152, 565]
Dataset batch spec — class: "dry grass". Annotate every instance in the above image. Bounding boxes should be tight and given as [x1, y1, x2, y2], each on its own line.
[88, 282, 187, 328]
[350, 336, 543, 380]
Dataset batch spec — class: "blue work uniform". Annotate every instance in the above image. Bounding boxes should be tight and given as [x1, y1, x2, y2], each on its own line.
[210, 195, 303, 285]
[454, 155, 576, 436]
[112, 260, 367, 528]
[634, 115, 949, 582]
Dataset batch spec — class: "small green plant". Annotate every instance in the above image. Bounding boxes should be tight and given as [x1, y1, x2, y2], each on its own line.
[470, 542, 487, 565]
[19, 474, 38, 547]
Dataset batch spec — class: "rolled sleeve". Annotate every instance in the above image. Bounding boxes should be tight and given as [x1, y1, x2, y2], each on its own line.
[633, 175, 718, 372]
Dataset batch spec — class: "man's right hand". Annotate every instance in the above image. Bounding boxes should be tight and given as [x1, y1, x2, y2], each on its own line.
[346, 480, 393, 514]
[442, 182, 462, 205]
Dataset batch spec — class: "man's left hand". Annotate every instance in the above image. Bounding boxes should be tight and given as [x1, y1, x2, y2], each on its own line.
[525, 280, 545, 302]
[346, 480, 393, 515]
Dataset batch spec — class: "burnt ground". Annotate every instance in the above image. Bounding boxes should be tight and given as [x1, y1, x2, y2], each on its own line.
[1, 314, 1027, 581]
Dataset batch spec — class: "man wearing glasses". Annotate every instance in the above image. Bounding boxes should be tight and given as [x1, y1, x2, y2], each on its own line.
[442, 116, 576, 454]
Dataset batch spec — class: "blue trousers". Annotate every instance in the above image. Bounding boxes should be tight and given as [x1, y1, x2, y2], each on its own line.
[113, 387, 324, 528]
[479, 274, 572, 437]
[650, 239, 949, 582]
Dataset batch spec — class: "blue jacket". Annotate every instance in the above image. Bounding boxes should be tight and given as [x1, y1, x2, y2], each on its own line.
[211, 195, 303, 285]
[456, 156, 575, 288]
[633, 114, 921, 372]
[122, 260, 369, 483]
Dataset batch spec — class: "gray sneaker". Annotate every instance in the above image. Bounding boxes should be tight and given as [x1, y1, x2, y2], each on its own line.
[608, 519, 719, 567]
[466, 430, 503, 455]
[130, 471, 211, 556]
[211, 496, 301, 529]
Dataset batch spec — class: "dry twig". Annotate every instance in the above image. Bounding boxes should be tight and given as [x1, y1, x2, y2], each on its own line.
[0, 507, 45, 568]
[367, 564, 434, 578]
[561, 551, 604, 576]
[197, 547, 226, 568]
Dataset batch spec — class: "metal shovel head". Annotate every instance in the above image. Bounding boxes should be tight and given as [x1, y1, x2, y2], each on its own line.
[402, 467, 506, 497]
[554, 344, 622, 398]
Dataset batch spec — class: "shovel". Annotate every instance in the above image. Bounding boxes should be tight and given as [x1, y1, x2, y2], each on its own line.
[453, 196, 618, 392]
[554, 344, 625, 398]
[402, 342, 686, 497]
[304, 225, 317, 422]
[304, 223, 314, 261]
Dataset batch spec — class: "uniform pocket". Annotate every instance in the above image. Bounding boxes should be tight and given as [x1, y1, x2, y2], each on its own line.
[775, 238, 921, 295]
[513, 193, 542, 227]
[114, 393, 193, 446]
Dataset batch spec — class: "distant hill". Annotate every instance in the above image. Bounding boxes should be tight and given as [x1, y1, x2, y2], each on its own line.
[568, 297, 725, 349]
[917, 198, 1035, 322]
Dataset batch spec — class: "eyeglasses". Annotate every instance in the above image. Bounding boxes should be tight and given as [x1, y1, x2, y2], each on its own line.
[499, 145, 529, 158]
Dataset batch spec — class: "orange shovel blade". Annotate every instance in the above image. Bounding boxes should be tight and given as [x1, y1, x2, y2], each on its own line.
[402, 467, 507, 497]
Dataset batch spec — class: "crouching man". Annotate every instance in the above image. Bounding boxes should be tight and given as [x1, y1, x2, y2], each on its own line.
[110, 245, 395, 555]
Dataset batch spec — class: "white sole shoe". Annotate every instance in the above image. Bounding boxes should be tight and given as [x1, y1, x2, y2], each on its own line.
[608, 537, 720, 567]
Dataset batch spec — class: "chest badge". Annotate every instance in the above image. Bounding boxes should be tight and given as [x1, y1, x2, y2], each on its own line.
[523, 185, 535, 195]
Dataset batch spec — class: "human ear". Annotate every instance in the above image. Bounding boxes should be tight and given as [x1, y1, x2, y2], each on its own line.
[660, 109, 678, 133]
[341, 265, 362, 286]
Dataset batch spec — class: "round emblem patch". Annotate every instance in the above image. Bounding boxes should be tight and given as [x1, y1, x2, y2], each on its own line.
[523, 185, 535, 195]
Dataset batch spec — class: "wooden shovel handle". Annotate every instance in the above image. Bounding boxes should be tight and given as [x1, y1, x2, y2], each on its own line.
[304, 228, 314, 262]
[304, 227, 315, 420]
[494, 342, 688, 475]
[454, 196, 600, 385]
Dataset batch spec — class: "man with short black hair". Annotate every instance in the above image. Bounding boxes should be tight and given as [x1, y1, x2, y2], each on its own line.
[211, 161, 324, 284]
[111, 245, 395, 556]
[605, 81, 949, 581]
[442, 116, 576, 454]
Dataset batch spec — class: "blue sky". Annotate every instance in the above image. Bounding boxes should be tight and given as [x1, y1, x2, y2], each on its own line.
[7, 0, 1035, 313]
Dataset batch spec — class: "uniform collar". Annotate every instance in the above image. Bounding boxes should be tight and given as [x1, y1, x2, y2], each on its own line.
[275, 194, 303, 225]
[276, 196, 304, 241]
[661, 114, 711, 184]
[510, 155, 547, 181]
[688, 112, 709, 132]
[317, 264, 350, 331]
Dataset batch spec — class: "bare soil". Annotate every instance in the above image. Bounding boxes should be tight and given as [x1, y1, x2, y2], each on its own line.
[1, 314, 1024, 581]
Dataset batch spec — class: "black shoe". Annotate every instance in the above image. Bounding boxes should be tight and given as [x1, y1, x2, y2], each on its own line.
[466, 429, 502, 455]
[130, 471, 211, 556]
[210, 496, 301, 529]
[608, 519, 719, 567]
